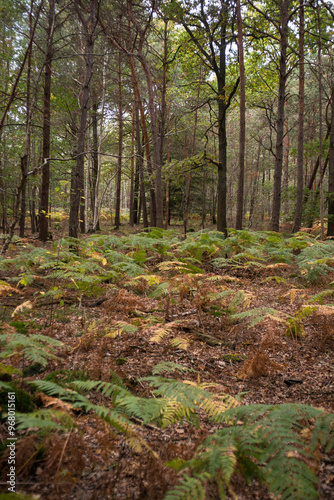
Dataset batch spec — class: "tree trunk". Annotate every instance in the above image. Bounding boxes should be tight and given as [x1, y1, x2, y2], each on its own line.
[128, 54, 156, 226]
[39, 0, 55, 242]
[20, 0, 34, 238]
[184, 76, 200, 236]
[90, 100, 99, 227]
[249, 139, 261, 228]
[327, 84, 334, 236]
[129, 106, 136, 226]
[317, 0, 324, 240]
[271, 0, 289, 232]
[235, 0, 246, 230]
[127, 0, 163, 227]
[69, 0, 96, 239]
[283, 117, 289, 213]
[217, 16, 228, 235]
[293, 0, 304, 233]
[135, 104, 148, 227]
[114, 52, 123, 229]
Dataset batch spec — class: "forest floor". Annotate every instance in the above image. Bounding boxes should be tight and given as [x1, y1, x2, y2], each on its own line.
[0, 222, 334, 500]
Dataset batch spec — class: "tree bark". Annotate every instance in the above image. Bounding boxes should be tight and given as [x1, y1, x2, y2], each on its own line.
[184, 75, 200, 236]
[293, 0, 304, 233]
[39, 0, 55, 242]
[114, 52, 123, 229]
[19, 0, 34, 238]
[69, 0, 96, 238]
[235, 0, 246, 230]
[317, 0, 324, 240]
[128, 53, 156, 226]
[283, 117, 289, 213]
[129, 105, 136, 226]
[328, 85, 334, 236]
[271, 0, 289, 232]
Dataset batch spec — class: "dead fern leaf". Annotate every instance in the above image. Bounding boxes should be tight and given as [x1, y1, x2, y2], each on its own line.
[11, 300, 33, 317]
[39, 393, 74, 413]
[0, 281, 21, 297]
[237, 353, 282, 379]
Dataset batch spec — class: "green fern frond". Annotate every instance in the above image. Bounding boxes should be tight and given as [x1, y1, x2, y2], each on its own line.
[149, 281, 170, 298]
[263, 275, 289, 284]
[231, 307, 287, 328]
[0, 333, 64, 367]
[30, 380, 133, 434]
[169, 403, 333, 500]
[16, 409, 74, 431]
[170, 336, 189, 350]
[152, 362, 194, 375]
[164, 472, 210, 500]
[308, 289, 334, 304]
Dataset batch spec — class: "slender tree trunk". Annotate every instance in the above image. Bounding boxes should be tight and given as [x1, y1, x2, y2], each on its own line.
[129, 106, 135, 226]
[69, 0, 96, 238]
[283, 117, 289, 213]
[31, 185, 37, 233]
[127, 0, 163, 227]
[39, 0, 55, 242]
[327, 84, 334, 236]
[271, 0, 289, 232]
[165, 109, 171, 229]
[217, 17, 228, 235]
[184, 75, 200, 236]
[92, 54, 107, 232]
[20, 0, 34, 237]
[91, 100, 99, 223]
[236, 0, 246, 230]
[158, 20, 168, 227]
[114, 52, 123, 229]
[135, 105, 148, 227]
[293, 0, 304, 233]
[128, 54, 156, 226]
[249, 139, 261, 228]
[317, 0, 324, 240]
[85, 130, 90, 233]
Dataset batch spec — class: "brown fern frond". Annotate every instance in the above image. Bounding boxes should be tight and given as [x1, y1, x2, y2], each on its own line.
[43, 433, 85, 479]
[237, 352, 283, 380]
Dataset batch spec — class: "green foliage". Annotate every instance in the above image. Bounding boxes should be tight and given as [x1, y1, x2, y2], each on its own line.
[296, 240, 334, 282]
[0, 331, 64, 368]
[164, 473, 210, 500]
[308, 289, 334, 304]
[167, 404, 334, 500]
[231, 306, 286, 328]
[152, 361, 196, 375]
[14, 360, 333, 500]
[16, 409, 74, 432]
[9, 320, 28, 334]
[30, 379, 133, 434]
[44, 369, 90, 386]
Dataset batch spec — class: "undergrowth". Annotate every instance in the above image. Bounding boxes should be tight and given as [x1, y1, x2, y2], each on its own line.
[0, 229, 334, 499]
